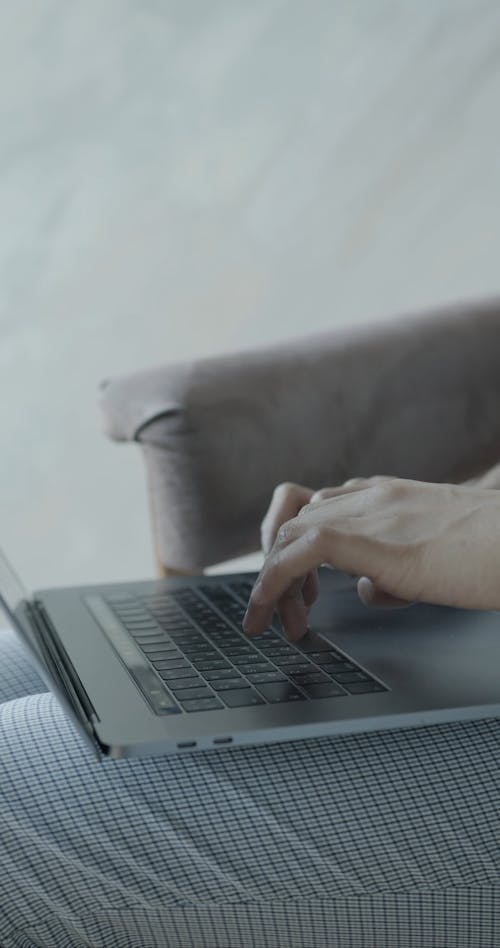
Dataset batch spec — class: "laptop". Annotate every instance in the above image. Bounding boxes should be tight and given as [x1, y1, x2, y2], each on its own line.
[2, 547, 500, 760]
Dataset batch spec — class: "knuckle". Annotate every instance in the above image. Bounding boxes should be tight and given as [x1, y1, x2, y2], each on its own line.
[264, 546, 282, 582]
[384, 477, 407, 498]
[297, 502, 312, 518]
[310, 488, 329, 502]
[276, 519, 297, 545]
[276, 525, 288, 545]
[371, 479, 395, 499]
[369, 477, 408, 506]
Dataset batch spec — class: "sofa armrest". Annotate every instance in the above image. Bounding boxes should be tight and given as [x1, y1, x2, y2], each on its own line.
[99, 297, 500, 573]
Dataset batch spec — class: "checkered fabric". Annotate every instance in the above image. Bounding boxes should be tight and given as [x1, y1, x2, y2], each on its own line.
[0, 626, 499, 948]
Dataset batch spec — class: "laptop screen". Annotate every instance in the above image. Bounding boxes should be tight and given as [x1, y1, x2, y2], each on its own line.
[0, 547, 50, 670]
[0, 548, 31, 626]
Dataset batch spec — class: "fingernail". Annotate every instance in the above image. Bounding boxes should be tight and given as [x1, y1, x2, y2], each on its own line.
[242, 609, 255, 635]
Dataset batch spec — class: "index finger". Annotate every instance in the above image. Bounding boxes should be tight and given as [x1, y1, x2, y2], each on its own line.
[243, 527, 352, 635]
[260, 483, 314, 554]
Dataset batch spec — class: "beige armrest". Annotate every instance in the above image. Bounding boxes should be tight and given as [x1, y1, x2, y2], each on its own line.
[99, 297, 500, 573]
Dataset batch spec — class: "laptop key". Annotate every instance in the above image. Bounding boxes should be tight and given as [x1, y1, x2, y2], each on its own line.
[222, 645, 258, 657]
[180, 697, 224, 712]
[235, 662, 276, 675]
[169, 632, 206, 644]
[164, 626, 199, 645]
[274, 654, 311, 667]
[247, 671, 287, 684]
[135, 632, 174, 643]
[181, 643, 217, 655]
[169, 686, 215, 700]
[276, 661, 314, 674]
[139, 649, 180, 662]
[203, 668, 244, 681]
[113, 608, 149, 618]
[288, 671, 330, 685]
[344, 681, 387, 694]
[211, 635, 242, 646]
[162, 676, 201, 691]
[254, 682, 307, 703]
[258, 646, 297, 658]
[310, 652, 344, 666]
[193, 658, 232, 672]
[183, 653, 221, 667]
[148, 603, 178, 611]
[333, 671, 368, 683]
[148, 605, 183, 615]
[152, 658, 191, 671]
[210, 623, 241, 645]
[150, 655, 186, 669]
[220, 689, 265, 707]
[159, 667, 202, 681]
[142, 648, 182, 662]
[294, 630, 335, 652]
[210, 678, 249, 691]
[134, 636, 175, 648]
[131, 627, 169, 637]
[302, 682, 345, 699]
[256, 642, 288, 653]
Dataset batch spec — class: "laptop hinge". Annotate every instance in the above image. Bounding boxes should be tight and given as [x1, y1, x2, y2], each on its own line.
[29, 600, 106, 761]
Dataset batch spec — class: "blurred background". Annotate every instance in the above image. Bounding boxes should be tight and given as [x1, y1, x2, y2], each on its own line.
[2, 0, 500, 592]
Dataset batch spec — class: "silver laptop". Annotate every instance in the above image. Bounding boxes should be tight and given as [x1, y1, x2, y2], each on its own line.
[2, 548, 500, 760]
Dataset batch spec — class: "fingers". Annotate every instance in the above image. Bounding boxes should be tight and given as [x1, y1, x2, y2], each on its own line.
[261, 478, 390, 558]
[260, 482, 314, 554]
[302, 568, 319, 606]
[275, 577, 311, 641]
[259, 483, 318, 638]
[244, 526, 352, 636]
[253, 477, 396, 638]
[309, 476, 393, 505]
[271, 568, 320, 642]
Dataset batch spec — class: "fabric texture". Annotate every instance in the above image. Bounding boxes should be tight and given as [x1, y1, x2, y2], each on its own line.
[99, 298, 500, 571]
[0, 625, 499, 947]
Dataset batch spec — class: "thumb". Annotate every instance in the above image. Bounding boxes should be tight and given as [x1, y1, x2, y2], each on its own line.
[357, 576, 415, 609]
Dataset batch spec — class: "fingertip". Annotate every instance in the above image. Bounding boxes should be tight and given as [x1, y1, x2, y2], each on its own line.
[260, 534, 272, 556]
[302, 569, 320, 607]
[356, 576, 374, 607]
[278, 597, 309, 642]
[357, 576, 414, 609]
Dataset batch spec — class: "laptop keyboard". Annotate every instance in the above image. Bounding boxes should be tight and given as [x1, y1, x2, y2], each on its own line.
[102, 580, 387, 714]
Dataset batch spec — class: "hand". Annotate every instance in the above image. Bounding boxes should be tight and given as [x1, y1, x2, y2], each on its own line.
[243, 478, 500, 639]
[256, 477, 402, 640]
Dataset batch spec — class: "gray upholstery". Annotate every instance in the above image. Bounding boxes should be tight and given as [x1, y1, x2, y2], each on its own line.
[99, 298, 500, 573]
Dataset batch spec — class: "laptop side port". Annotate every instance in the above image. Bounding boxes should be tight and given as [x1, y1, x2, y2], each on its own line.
[177, 741, 197, 748]
[213, 737, 233, 744]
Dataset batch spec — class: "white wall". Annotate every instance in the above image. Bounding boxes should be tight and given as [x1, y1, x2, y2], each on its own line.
[2, 0, 500, 591]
